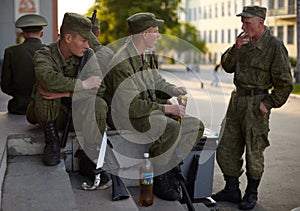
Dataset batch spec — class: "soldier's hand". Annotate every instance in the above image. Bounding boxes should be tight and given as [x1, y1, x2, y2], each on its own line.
[173, 86, 187, 95]
[236, 32, 250, 49]
[39, 87, 71, 99]
[164, 104, 186, 118]
[166, 99, 173, 105]
[259, 102, 268, 116]
[82, 76, 101, 90]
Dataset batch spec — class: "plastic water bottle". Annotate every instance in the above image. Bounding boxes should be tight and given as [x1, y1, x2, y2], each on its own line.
[139, 152, 154, 206]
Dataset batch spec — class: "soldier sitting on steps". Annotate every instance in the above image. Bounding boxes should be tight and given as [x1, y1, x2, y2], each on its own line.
[26, 12, 111, 189]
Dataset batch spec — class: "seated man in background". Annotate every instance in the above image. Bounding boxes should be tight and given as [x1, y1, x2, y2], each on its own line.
[1, 14, 47, 114]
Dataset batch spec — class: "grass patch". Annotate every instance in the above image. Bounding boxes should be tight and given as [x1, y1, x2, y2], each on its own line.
[292, 84, 300, 95]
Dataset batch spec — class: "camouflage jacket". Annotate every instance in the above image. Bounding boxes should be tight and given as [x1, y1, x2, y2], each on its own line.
[221, 28, 293, 110]
[103, 39, 177, 119]
[32, 42, 103, 100]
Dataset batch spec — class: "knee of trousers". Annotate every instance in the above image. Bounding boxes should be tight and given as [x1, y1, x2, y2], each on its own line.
[149, 118, 180, 157]
[28, 99, 61, 125]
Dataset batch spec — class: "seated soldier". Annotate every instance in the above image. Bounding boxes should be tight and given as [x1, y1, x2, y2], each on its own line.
[103, 12, 205, 201]
[26, 13, 110, 189]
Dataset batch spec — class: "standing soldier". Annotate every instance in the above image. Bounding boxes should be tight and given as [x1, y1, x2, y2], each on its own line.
[1, 14, 47, 114]
[212, 6, 293, 210]
[26, 13, 110, 190]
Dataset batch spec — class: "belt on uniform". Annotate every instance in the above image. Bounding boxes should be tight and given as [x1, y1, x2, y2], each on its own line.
[236, 88, 268, 97]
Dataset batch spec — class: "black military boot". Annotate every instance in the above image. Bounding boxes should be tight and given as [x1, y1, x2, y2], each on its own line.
[153, 170, 182, 201]
[212, 175, 241, 203]
[43, 122, 61, 166]
[239, 178, 260, 210]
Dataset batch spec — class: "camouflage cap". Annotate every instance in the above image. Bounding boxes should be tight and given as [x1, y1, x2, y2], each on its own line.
[61, 12, 93, 39]
[236, 6, 267, 19]
[127, 12, 164, 34]
[15, 14, 48, 32]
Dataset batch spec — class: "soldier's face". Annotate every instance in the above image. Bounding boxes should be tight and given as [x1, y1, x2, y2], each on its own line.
[241, 17, 263, 39]
[69, 33, 90, 57]
[143, 26, 160, 49]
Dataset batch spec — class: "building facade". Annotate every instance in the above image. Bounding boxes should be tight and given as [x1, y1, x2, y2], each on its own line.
[180, 0, 297, 64]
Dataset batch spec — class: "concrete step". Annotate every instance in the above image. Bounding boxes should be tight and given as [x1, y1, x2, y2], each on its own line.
[69, 172, 138, 211]
[2, 155, 77, 211]
[1, 133, 199, 211]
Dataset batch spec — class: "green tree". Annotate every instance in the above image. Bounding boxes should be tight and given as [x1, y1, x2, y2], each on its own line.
[85, 0, 206, 54]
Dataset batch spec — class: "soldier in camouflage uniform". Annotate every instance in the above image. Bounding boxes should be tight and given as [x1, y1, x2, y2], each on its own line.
[212, 6, 293, 210]
[1, 14, 47, 114]
[26, 13, 108, 179]
[103, 12, 204, 201]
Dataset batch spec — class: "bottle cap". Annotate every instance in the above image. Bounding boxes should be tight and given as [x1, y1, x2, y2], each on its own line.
[144, 152, 149, 158]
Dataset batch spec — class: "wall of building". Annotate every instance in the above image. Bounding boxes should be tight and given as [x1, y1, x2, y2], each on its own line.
[0, 0, 57, 60]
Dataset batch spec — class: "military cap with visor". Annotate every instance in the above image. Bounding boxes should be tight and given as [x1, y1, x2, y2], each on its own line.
[15, 14, 48, 32]
[236, 5, 267, 19]
[127, 12, 164, 34]
[61, 12, 93, 39]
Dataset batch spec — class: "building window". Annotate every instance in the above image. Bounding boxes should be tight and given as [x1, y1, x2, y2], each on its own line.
[221, 2, 225, 16]
[287, 25, 294, 44]
[269, 0, 275, 9]
[204, 6, 207, 19]
[228, 1, 231, 16]
[234, 1, 237, 14]
[215, 30, 218, 43]
[269, 27, 274, 35]
[235, 29, 239, 38]
[188, 8, 191, 21]
[278, 0, 284, 8]
[228, 29, 231, 43]
[288, 0, 295, 14]
[209, 30, 212, 43]
[198, 7, 202, 19]
[277, 26, 284, 41]
[221, 30, 224, 43]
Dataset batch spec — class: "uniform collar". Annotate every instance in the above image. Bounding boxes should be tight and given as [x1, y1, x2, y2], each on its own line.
[252, 27, 270, 51]
[24, 37, 42, 43]
[55, 41, 80, 68]
[126, 39, 144, 70]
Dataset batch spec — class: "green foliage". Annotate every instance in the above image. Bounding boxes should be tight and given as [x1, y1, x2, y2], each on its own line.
[292, 84, 300, 95]
[85, 0, 206, 54]
[164, 23, 207, 54]
[289, 57, 297, 67]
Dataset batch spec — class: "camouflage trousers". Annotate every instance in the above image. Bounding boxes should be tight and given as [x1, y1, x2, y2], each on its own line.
[26, 95, 107, 158]
[216, 91, 270, 180]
